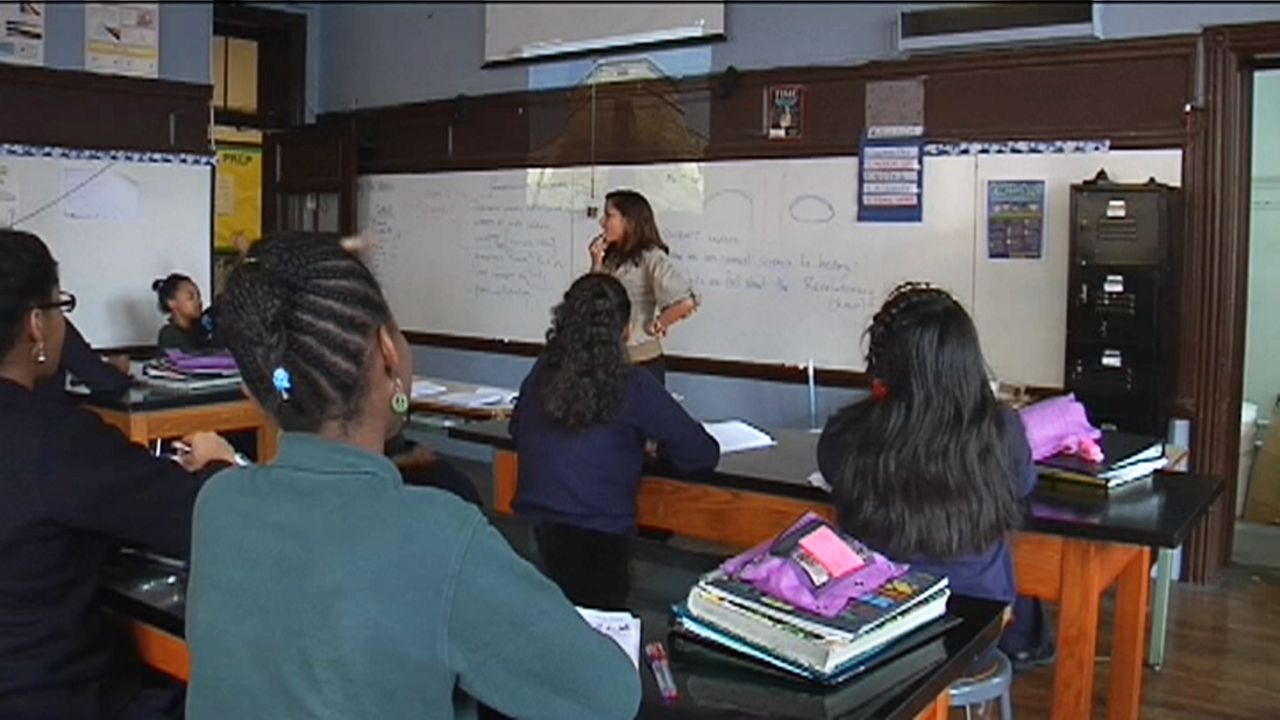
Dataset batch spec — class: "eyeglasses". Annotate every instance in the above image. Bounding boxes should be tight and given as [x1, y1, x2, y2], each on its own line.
[35, 291, 76, 314]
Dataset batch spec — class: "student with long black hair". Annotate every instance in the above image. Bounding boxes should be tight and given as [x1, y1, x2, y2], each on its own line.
[510, 273, 719, 608]
[188, 233, 640, 720]
[817, 282, 1034, 605]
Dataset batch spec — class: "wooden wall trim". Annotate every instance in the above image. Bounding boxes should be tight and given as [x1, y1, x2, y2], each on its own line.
[1178, 23, 1280, 582]
[328, 35, 1196, 175]
[0, 64, 211, 153]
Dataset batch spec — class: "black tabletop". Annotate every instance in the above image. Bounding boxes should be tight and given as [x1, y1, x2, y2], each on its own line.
[75, 384, 248, 412]
[101, 514, 1005, 720]
[450, 420, 1225, 549]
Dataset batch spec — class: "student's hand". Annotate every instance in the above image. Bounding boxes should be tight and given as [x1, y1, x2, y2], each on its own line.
[175, 431, 237, 471]
[645, 319, 668, 338]
[643, 439, 660, 461]
[105, 354, 132, 375]
[588, 234, 608, 269]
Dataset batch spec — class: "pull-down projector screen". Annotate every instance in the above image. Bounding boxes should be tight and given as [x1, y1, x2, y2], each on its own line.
[484, 2, 726, 64]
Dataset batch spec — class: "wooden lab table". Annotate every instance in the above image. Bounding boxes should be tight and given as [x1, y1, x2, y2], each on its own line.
[452, 421, 1224, 720]
[83, 384, 278, 461]
[102, 513, 1006, 720]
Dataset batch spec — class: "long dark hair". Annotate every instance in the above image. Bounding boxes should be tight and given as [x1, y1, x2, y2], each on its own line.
[152, 273, 194, 314]
[217, 233, 393, 433]
[823, 282, 1022, 559]
[538, 273, 632, 432]
[603, 189, 669, 269]
[0, 230, 58, 359]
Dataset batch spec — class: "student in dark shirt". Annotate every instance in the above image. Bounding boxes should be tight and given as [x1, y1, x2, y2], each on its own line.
[152, 272, 214, 352]
[35, 319, 132, 401]
[0, 229, 238, 720]
[510, 273, 719, 608]
[816, 282, 1035, 606]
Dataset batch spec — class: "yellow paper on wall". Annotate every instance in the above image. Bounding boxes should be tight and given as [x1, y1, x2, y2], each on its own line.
[214, 145, 261, 251]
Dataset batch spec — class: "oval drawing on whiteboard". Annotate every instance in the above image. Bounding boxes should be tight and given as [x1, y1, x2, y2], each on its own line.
[704, 188, 753, 214]
[790, 195, 834, 224]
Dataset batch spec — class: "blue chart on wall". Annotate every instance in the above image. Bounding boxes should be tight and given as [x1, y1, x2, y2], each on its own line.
[857, 134, 924, 223]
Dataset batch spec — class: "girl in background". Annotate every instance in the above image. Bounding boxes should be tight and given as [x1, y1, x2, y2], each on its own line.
[510, 273, 719, 608]
[589, 189, 698, 385]
[817, 282, 1034, 606]
[152, 273, 214, 352]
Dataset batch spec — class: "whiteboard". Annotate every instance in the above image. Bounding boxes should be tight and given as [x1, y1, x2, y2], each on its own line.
[2, 153, 212, 348]
[358, 149, 1180, 386]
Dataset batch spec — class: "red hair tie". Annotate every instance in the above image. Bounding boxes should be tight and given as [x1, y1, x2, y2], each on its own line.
[870, 378, 889, 402]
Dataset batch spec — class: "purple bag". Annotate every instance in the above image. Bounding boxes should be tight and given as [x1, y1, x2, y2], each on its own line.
[1018, 393, 1103, 462]
[719, 512, 908, 618]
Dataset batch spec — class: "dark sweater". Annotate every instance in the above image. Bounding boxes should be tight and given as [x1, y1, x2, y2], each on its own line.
[0, 378, 215, 719]
[817, 406, 1036, 604]
[35, 320, 131, 401]
[156, 318, 214, 353]
[510, 361, 720, 535]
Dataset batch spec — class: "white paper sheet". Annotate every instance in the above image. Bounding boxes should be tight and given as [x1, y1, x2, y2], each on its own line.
[701, 420, 776, 454]
[576, 607, 641, 669]
[410, 378, 448, 398]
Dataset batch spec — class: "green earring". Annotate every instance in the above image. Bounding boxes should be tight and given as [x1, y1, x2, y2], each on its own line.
[391, 378, 410, 416]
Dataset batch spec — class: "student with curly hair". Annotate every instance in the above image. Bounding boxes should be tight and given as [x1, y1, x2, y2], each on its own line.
[817, 282, 1035, 605]
[588, 189, 698, 385]
[510, 273, 719, 608]
[187, 233, 640, 720]
[152, 273, 215, 352]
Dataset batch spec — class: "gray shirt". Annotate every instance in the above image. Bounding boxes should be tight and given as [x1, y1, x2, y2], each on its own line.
[608, 247, 696, 362]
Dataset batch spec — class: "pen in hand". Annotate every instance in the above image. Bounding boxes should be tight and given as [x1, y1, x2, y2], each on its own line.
[645, 641, 679, 702]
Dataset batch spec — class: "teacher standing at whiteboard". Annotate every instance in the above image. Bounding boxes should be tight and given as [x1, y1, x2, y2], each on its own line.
[589, 190, 698, 385]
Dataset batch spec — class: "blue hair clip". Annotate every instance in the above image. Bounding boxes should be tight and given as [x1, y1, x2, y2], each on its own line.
[272, 366, 292, 400]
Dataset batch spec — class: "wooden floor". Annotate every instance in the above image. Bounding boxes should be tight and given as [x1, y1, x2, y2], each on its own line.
[1006, 565, 1280, 719]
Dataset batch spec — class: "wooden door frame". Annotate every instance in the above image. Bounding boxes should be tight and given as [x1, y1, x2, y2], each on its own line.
[1182, 22, 1280, 581]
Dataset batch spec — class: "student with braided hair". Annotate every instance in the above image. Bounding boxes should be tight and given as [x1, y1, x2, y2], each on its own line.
[186, 233, 640, 720]
[817, 282, 1035, 605]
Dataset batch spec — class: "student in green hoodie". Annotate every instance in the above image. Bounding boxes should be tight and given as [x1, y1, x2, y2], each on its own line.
[186, 233, 641, 720]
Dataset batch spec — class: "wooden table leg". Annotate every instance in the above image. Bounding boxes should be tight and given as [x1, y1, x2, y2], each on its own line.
[912, 690, 949, 720]
[256, 421, 279, 462]
[1053, 539, 1102, 720]
[1108, 546, 1151, 720]
[493, 450, 518, 514]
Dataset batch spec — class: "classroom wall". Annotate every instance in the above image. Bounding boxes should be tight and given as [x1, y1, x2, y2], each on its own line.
[41, 2, 211, 84]
[317, 1, 1280, 112]
[1244, 70, 1280, 413]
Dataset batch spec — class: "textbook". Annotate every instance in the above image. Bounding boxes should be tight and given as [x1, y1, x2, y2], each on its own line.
[1037, 430, 1166, 488]
[672, 586, 949, 683]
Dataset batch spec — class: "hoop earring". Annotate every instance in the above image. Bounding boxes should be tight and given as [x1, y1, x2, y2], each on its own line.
[391, 377, 410, 416]
[33, 343, 46, 364]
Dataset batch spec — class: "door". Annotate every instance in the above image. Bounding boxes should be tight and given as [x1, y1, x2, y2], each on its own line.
[263, 119, 357, 235]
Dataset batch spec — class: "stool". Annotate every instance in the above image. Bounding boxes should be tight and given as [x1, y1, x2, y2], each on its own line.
[948, 648, 1013, 719]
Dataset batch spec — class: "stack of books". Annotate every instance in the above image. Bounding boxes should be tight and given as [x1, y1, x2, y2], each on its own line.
[1036, 430, 1167, 489]
[671, 514, 951, 684]
[141, 351, 241, 393]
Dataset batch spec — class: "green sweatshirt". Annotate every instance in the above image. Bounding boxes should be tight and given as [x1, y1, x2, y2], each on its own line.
[186, 433, 641, 719]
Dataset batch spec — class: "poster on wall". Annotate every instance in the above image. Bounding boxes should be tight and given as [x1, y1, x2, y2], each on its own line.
[764, 85, 806, 141]
[857, 134, 923, 223]
[0, 1, 44, 66]
[85, 3, 159, 78]
[986, 180, 1046, 259]
[214, 145, 262, 251]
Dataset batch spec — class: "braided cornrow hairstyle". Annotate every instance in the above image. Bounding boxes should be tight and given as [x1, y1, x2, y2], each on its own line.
[824, 281, 1023, 559]
[217, 232, 392, 433]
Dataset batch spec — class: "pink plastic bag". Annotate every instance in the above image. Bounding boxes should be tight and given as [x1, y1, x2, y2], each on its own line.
[1018, 393, 1103, 462]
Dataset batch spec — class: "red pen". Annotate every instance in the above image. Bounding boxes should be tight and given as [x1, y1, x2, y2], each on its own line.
[645, 641, 678, 702]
